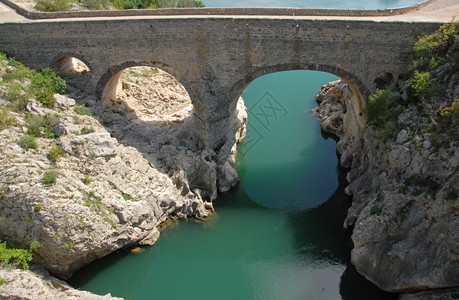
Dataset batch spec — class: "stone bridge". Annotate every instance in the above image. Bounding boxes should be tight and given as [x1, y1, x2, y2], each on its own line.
[0, 0, 455, 151]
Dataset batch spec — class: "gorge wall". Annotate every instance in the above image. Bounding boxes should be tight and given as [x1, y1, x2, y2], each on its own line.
[314, 53, 458, 297]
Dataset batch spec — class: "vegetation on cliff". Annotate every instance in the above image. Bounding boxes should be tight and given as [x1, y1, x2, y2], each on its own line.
[363, 21, 458, 142]
[0, 240, 40, 270]
[315, 20, 458, 296]
[0, 53, 66, 110]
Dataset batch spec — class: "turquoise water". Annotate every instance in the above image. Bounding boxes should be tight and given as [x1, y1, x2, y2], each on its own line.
[203, 0, 421, 9]
[69, 71, 397, 300]
[237, 71, 339, 212]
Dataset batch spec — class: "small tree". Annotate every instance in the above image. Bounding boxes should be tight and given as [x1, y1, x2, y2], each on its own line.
[411, 21, 459, 71]
[406, 71, 431, 102]
[363, 89, 392, 127]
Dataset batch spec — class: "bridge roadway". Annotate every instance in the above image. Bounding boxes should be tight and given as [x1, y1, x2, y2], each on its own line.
[0, 0, 457, 151]
[1, 0, 458, 22]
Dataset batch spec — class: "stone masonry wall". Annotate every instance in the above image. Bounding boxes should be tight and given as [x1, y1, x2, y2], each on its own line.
[0, 17, 440, 149]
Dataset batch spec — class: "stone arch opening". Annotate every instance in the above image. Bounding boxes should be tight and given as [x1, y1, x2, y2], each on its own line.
[374, 72, 397, 90]
[54, 57, 90, 75]
[97, 62, 191, 110]
[100, 65, 192, 122]
[231, 64, 366, 107]
[226, 69, 346, 211]
[228, 64, 367, 136]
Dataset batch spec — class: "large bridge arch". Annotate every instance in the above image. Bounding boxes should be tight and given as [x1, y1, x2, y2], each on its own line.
[219, 63, 369, 146]
[228, 63, 368, 111]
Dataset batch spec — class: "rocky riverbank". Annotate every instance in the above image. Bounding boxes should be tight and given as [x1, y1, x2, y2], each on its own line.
[314, 54, 458, 298]
[0, 64, 246, 298]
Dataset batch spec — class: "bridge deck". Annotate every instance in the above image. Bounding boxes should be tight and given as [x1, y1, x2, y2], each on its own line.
[0, 0, 458, 23]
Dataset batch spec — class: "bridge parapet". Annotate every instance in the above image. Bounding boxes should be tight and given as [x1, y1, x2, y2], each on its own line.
[0, 0, 437, 20]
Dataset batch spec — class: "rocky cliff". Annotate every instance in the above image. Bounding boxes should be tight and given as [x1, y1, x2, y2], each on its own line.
[0, 63, 246, 298]
[314, 49, 458, 297]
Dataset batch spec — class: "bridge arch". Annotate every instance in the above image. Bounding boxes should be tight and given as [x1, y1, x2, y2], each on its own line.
[228, 63, 368, 118]
[52, 53, 92, 75]
[96, 61, 192, 107]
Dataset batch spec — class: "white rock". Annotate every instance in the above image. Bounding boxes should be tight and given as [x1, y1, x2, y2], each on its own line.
[396, 129, 410, 144]
[54, 94, 76, 109]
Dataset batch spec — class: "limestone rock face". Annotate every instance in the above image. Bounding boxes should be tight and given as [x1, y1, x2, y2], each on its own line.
[0, 102, 201, 278]
[0, 65, 247, 298]
[399, 288, 459, 300]
[315, 77, 458, 294]
[0, 266, 122, 299]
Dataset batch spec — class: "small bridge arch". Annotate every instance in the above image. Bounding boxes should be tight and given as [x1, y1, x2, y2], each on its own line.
[52, 52, 93, 75]
[95, 61, 193, 108]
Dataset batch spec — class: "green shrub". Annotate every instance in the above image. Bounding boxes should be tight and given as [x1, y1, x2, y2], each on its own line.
[80, 126, 95, 134]
[82, 174, 92, 184]
[35, 88, 56, 108]
[4, 85, 29, 112]
[30, 68, 66, 107]
[411, 21, 459, 71]
[63, 240, 73, 250]
[34, 68, 67, 95]
[74, 104, 92, 116]
[176, 0, 205, 7]
[363, 89, 392, 127]
[0, 240, 34, 270]
[17, 135, 37, 150]
[2, 58, 66, 108]
[440, 98, 459, 120]
[25, 114, 53, 138]
[43, 127, 56, 139]
[35, 0, 71, 11]
[34, 205, 42, 212]
[26, 126, 41, 137]
[406, 71, 431, 102]
[0, 108, 16, 130]
[380, 125, 394, 140]
[111, 0, 205, 9]
[2, 64, 35, 83]
[42, 170, 59, 185]
[370, 204, 382, 215]
[122, 193, 132, 200]
[47, 144, 66, 162]
[81, 0, 112, 9]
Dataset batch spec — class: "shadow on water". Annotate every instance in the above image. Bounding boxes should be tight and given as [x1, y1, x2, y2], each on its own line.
[285, 165, 398, 300]
[217, 157, 398, 300]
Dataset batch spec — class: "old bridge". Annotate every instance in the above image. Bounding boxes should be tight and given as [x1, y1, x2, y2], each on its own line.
[0, 0, 457, 151]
